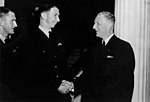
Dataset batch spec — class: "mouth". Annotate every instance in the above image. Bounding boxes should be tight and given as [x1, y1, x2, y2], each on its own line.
[95, 30, 98, 34]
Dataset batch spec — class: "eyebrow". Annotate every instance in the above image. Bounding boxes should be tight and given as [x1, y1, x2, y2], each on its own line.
[12, 18, 16, 21]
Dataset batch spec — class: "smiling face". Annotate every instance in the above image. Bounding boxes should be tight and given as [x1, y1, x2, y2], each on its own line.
[93, 14, 113, 39]
[1, 11, 17, 37]
[45, 6, 60, 29]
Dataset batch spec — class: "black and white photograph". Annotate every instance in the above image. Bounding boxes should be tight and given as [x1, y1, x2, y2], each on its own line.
[0, 0, 150, 102]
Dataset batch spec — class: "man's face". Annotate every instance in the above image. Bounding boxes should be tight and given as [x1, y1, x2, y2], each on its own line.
[93, 15, 108, 39]
[46, 7, 60, 28]
[1, 11, 17, 37]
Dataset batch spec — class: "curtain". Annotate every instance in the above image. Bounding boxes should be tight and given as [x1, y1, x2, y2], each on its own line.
[0, 0, 4, 6]
[115, 0, 150, 102]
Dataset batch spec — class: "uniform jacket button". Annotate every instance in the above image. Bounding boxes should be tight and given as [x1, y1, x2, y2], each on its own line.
[42, 50, 46, 53]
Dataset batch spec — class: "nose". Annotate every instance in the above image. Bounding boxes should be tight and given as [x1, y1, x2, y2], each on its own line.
[13, 21, 17, 28]
[57, 16, 60, 22]
[93, 23, 96, 29]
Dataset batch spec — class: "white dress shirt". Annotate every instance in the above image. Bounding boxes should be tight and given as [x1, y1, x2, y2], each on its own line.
[104, 34, 114, 45]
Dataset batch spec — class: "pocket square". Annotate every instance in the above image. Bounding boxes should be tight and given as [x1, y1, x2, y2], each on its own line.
[58, 42, 62, 46]
[107, 55, 114, 58]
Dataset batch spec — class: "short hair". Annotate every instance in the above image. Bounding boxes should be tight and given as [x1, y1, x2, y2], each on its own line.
[0, 6, 12, 18]
[34, 3, 56, 16]
[32, 3, 57, 27]
[98, 11, 115, 24]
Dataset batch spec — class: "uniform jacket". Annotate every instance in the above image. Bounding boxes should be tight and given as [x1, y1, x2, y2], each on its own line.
[21, 28, 69, 101]
[0, 38, 21, 87]
[0, 39, 21, 101]
[77, 35, 135, 102]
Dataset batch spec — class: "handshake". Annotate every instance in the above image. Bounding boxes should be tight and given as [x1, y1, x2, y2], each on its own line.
[57, 69, 83, 94]
[58, 80, 74, 94]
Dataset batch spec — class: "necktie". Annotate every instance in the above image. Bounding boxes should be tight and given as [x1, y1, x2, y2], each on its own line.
[101, 40, 106, 58]
[48, 31, 51, 38]
[101, 40, 105, 54]
[102, 40, 105, 47]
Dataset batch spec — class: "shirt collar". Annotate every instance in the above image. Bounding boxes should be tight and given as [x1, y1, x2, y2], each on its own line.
[104, 34, 114, 45]
[38, 26, 51, 38]
[0, 34, 6, 44]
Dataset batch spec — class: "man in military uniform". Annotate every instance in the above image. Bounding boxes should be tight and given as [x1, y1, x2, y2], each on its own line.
[20, 3, 74, 101]
[0, 6, 18, 101]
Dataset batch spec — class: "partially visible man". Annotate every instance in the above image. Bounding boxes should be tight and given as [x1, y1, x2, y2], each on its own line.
[21, 3, 73, 101]
[0, 6, 18, 101]
[0, 6, 18, 64]
[75, 11, 135, 102]
[0, 7, 17, 43]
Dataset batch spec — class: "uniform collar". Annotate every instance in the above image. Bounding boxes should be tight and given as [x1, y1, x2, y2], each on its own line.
[39, 26, 51, 38]
[0, 34, 6, 44]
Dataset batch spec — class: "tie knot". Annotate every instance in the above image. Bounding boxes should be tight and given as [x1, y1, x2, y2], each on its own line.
[48, 31, 51, 34]
[48, 31, 51, 38]
[102, 40, 105, 46]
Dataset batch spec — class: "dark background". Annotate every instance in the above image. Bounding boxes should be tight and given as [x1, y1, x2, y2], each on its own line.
[2, 1, 115, 99]
[5, 0, 115, 49]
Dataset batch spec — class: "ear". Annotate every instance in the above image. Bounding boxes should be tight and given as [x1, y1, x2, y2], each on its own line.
[41, 12, 47, 19]
[107, 21, 113, 29]
[108, 22, 114, 32]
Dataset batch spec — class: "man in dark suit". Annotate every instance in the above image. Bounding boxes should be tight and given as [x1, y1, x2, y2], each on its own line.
[20, 3, 74, 101]
[0, 6, 18, 101]
[75, 11, 135, 102]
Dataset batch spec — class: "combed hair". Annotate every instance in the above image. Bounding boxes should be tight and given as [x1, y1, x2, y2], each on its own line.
[31, 3, 56, 28]
[98, 11, 115, 23]
[0, 6, 11, 18]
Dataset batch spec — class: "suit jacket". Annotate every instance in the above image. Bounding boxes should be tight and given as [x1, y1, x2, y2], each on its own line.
[20, 28, 69, 101]
[77, 35, 135, 102]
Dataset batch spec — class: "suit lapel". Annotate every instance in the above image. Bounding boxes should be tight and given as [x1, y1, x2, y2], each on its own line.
[104, 35, 119, 58]
[105, 35, 118, 49]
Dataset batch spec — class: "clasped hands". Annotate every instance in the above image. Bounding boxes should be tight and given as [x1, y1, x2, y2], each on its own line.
[58, 80, 74, 94]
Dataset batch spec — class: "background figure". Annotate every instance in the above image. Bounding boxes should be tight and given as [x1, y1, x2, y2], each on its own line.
[0, 6, 18, 101]
[74, 11, 135, 102]
[0, 7, 17, 43]
[20, 3, 74, 101]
